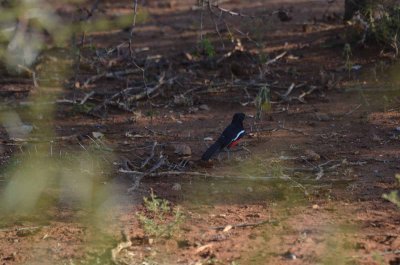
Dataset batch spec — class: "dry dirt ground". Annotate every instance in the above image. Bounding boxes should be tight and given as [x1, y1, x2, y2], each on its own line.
[1, 0, 400, 264]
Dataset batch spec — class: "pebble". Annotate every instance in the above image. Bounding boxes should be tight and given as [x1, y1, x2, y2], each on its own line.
[199, 104, 210, 111]
[173, 143, 192, 156]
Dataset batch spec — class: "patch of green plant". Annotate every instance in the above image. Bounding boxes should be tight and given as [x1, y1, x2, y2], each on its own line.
[200, 38, 216, 58]
[255, 85, 271, 120]
[136, 191, 184, 239]
[350, 2, 400, 55]
[257, 51, 268, 64]
[71, 102, 96, 115]
[382, 174, 400, 207]
[372, 251, 386, 265]
[343, 43, 353, 76]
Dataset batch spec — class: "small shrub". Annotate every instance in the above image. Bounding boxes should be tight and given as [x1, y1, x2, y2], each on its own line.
[200, 38, 216, 58]
[382, 174, 400, 207]
[343, 43, 353, 75]
[255, 85, 271, 120]
[136, 191, 184, 239]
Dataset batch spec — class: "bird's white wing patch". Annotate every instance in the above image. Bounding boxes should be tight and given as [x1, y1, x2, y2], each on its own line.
[231, 130, 245, 142]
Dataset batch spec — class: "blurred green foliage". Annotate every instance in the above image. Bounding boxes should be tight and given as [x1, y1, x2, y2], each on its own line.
[382, 174, 400, 207]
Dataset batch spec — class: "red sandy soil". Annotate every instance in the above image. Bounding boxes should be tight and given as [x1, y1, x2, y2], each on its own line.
[1, 1, 400, 264]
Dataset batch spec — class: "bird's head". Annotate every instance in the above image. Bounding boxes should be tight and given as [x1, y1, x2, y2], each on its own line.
[232, 112, 246, 125]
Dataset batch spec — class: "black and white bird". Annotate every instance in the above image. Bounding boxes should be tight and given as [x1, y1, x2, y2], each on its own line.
[201, 113, 246, 161]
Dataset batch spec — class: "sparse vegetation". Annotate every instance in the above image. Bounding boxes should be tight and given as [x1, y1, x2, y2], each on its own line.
[343, 43, 353, 76]
[382, 174, 400, 207]
[136, 190, 184, 240]
[0, 1, 400, 264]
[200, 37, 216, 58]
[255, 85, 271, 120]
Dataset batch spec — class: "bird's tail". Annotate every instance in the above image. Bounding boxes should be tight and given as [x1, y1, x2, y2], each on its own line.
[201, 141, 222, 161]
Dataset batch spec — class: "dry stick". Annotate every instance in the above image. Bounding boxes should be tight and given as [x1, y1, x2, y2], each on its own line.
[141, 141, 157, 169]
[345, 104, 362, 116]
[297, 86, 319, 103]
[17, 64, 38, 87]
[278, 125, 309, 136]
[207, 1, 225, 49]
[82, 0, 101, 20]
[211, 220, 273, 230]
[129, 0, 139, 57]
[83, 68, 142, 87]
[199, 0, 205, 41]
[126, 73, 166, 102]
[80, 91, 95, 105]
[90, 73, 165, 114]
[350, 249, 400, 260]
[127, 155, 167, 192]
[209, 1, 256, 18]
[265, 51, 287, 66]
[120, 169, 281, 181]
[111, 231, 132, 264]
[0, 226, 45, 232]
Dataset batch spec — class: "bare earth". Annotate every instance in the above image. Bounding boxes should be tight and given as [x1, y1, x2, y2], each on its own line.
[1, 1, 400, 265]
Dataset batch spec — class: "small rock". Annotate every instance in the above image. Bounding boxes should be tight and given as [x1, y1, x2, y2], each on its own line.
[247, 187, 254, 192]
[173, 95, 191, 106]
[304, 149, 320, 161]
[374, 170, 383, 178]
[92, 131, 104, 139]
[312, 204, 320, 209]
[372, 134, 382, 142]
[223, 225, 233, 232]
[315, 112, 331, 121]
[188, 107, 199, 113]
[173, 144, 191, 156]
[172, 183, 182, 191]
[204, 137, 213, 141]
[196, 243, 213, 257]
[199, 104, 210, 111]
[282, 251, 297, 260]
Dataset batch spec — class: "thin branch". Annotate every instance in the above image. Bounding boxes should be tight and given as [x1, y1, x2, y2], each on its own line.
[211, 220, 274, 230]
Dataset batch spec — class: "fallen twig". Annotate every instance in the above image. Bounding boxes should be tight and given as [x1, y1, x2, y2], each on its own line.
[80, 91, 95, 105]
[265, 51, 287, 66]
[90, 73, 166, 115]
[278, 125, 309, 136]
[211, 220, 274, 230]
[141, 141, 157, 169]
[126, 73, 166, 102]
[111, 231, 132, 264]
[83, 68, 142, 87]
[0, 226, 45, 232]
[17, 64, 38, 87]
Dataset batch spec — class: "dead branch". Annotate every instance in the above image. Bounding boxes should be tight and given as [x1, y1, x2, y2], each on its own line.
[141, 141, 157, 169]
[17, 64, 38, 87]
[211, 220, 274, 230]
[120, 169, 284, 181]
[111, 231, 132, 264]
[126, 73, 166, 102]
[90, 73, 166, 115]
[80, 91, 95, 105]
[265, 51, 287, 66]
[129, 0, 139, 57]
[278, 125, 309, 136]
[127, 154, 167, 192]
[207, 1, 256, 18]
[83, 68, 142, 87]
